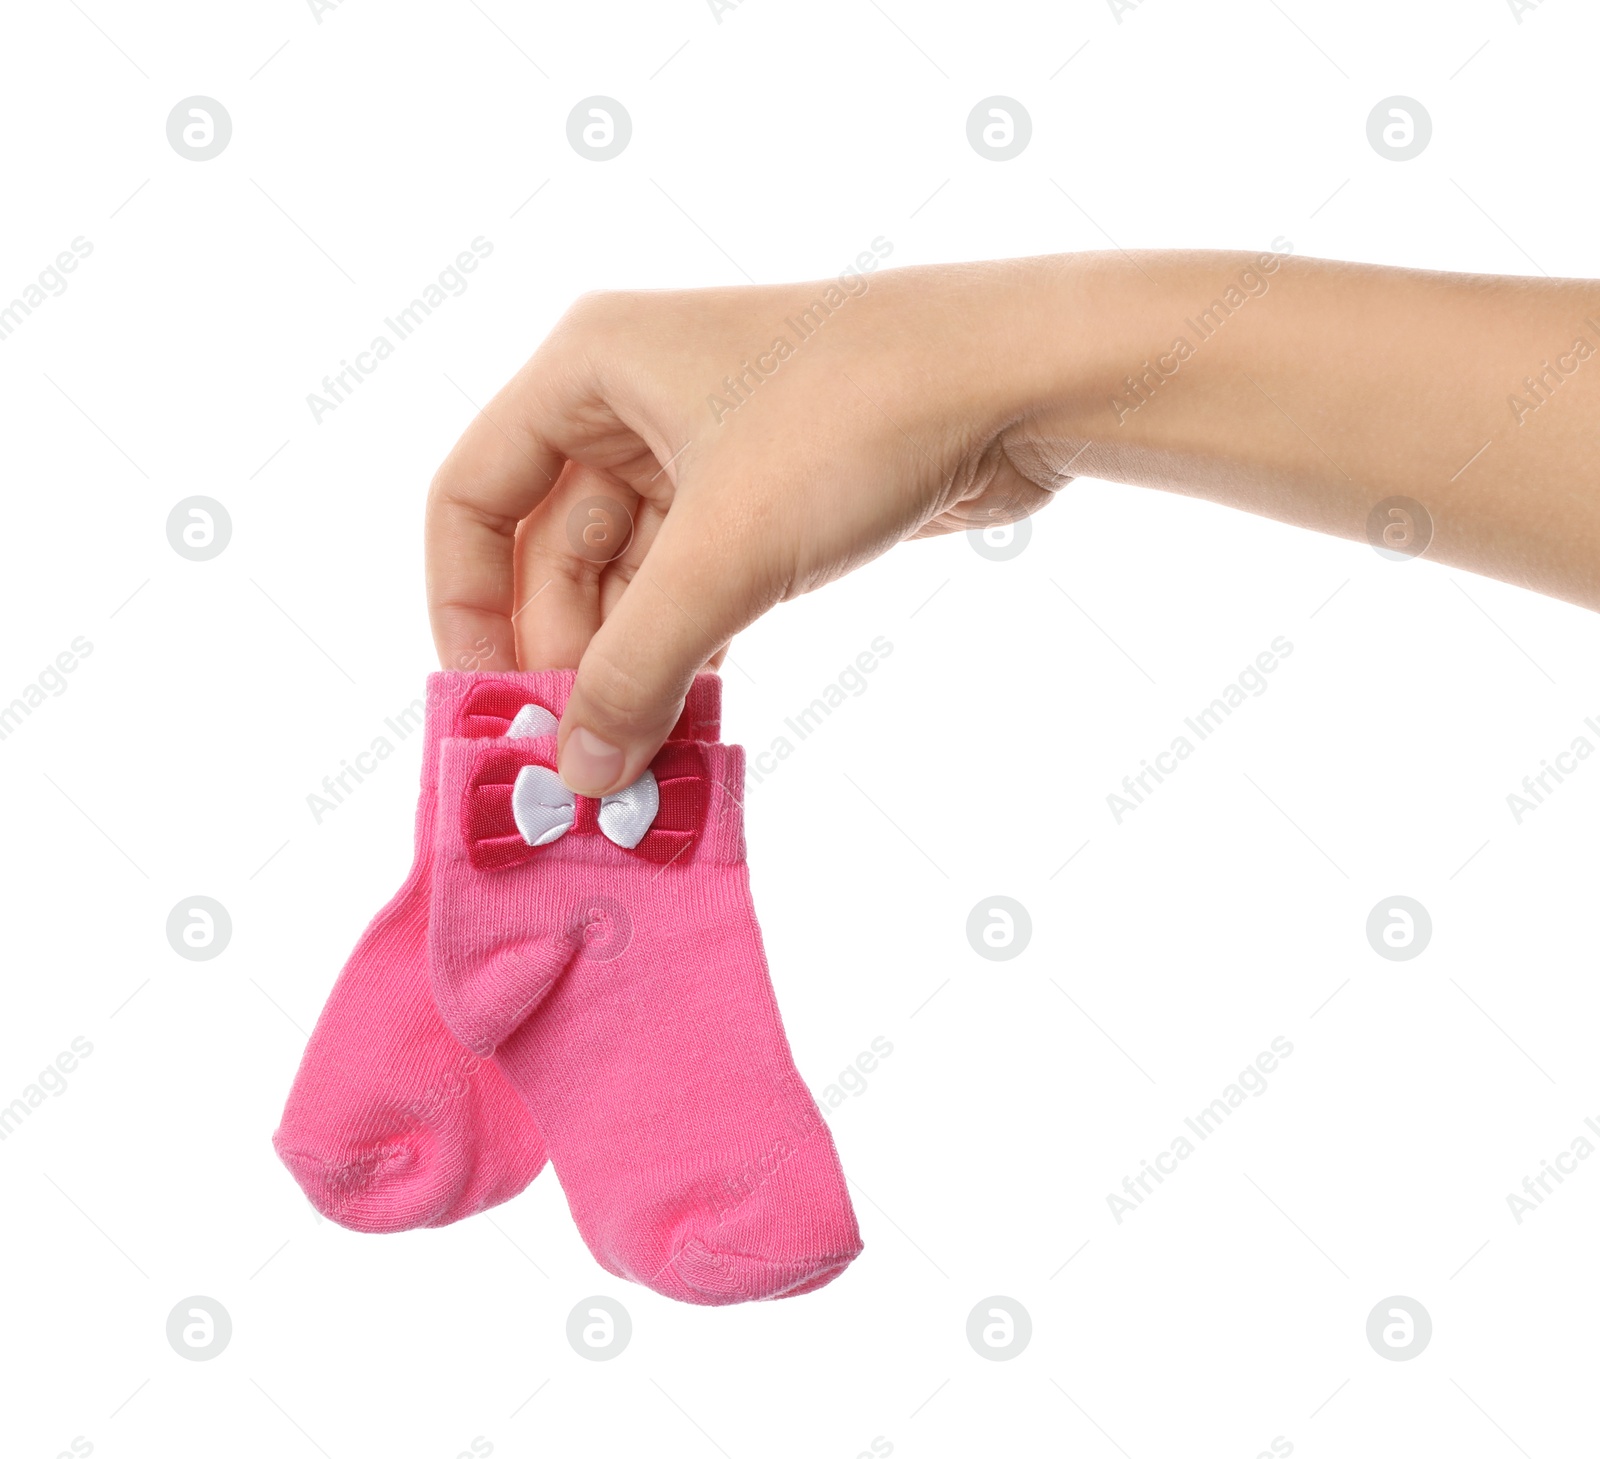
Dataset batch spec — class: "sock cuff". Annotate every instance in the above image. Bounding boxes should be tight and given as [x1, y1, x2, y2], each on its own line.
[437, 735, 747, 870]
[420, 671, 722, 788]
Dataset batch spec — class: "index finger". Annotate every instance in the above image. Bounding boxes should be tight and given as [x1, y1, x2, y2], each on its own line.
[425, 368, 571, 673]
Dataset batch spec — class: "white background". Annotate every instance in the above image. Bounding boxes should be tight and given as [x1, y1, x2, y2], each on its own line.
[3, 1, 1598, 1455]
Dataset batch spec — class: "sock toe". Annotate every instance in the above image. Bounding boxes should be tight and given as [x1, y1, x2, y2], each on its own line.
[274, 1064, 548, 1233]
[641, 1131, 863, 1305]
[273, 1131, 436, 1234]
[671, 1241, 859, 1304]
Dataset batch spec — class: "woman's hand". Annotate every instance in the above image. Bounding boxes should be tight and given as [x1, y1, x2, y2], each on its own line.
[425, 261, 1063, 796]
[428, 248, 1600, 796]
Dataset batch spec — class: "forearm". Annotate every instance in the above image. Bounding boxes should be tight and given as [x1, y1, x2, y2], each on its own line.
[428, 249, 1600, 792]
[1006, 251, 1600, 608]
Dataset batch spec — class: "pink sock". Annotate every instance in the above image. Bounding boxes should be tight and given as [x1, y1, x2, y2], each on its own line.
[429, 680, 862, 1303]
[272, 674, 547, 1230]
[272, 672, 719, 1232]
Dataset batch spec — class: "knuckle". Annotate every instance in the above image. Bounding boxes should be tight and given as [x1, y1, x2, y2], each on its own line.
[561, 289, 629, 336]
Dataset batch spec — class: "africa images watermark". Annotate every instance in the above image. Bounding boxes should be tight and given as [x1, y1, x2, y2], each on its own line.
[1504, 713, 1600, 824]
[0, 1036, 95, 1144]
[1506, 1114, 1600, 1224]
[305, 698, 425, 823]
[1106, 636, 1295, 823]
[1108, 238, 1295, 426]
[1, 237, 94, 343]
[0, 636, 96, 744]
[1107, 1035, 1295, 1224]
[1506, 321, 1600, 427]
[706, 237, 894, 425]
[817, 1036, 894, 1111]
[745, 635, 894, 789]
[681, 1099, 826, 1230]
[306, 236, 494, 422]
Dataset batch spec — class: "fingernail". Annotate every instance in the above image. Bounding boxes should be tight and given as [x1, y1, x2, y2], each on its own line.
[560, 726, 625, 796]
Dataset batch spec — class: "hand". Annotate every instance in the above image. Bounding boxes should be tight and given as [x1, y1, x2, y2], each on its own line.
[425, 262, 1062, 796]
[428, 248, 1600, 797]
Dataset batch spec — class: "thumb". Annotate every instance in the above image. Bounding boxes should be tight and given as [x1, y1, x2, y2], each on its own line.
[557, 506, 776, 796]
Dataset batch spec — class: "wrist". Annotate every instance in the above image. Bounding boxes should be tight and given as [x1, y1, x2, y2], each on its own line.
[1000, 248, 1296, 483]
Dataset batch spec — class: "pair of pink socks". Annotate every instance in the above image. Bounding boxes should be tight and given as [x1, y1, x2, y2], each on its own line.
[274, 671, 861, 1304]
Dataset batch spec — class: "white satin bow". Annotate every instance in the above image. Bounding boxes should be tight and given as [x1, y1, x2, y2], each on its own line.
[510, 765, 660, 850]
[503, 702, 658, 850]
